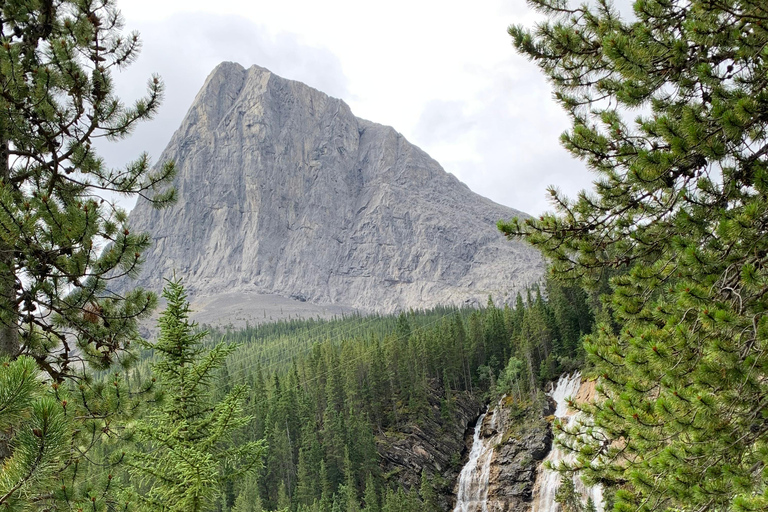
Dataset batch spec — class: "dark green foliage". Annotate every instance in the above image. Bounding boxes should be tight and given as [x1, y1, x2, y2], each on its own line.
[380, 486, 421, 512]
[555, 477, 584, 512]
[362, 473, 380, 512]
[231, 474, 263, 512]
[0, 353, 143, 510]
[0, 2, 173, 504]
[128, 279, 264, 511]
[37, 278, 587, 512]
[495, 280, 593, 400]
[419, 469, 439, 512]
[504, 0, 768, 509]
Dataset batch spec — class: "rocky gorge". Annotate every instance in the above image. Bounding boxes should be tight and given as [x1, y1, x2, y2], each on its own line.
[375, 382, 483, 511]
[444, 373, 599, 512]
[449, 396, 553, 512]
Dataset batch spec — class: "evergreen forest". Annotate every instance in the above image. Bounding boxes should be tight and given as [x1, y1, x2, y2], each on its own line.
[118, 278, 593, 512]
[3, 0, 768, 510]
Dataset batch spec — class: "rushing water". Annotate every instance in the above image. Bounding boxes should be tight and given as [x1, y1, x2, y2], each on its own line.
[454, 373, 602, 512]
[531, 372, 603, 512]
[453, 409, 502, 512]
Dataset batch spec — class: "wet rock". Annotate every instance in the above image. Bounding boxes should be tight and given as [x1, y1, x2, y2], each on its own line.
[483, 398, 553, 512]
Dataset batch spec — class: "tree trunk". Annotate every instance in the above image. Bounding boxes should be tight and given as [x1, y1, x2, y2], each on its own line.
[0, 136, 19, 359]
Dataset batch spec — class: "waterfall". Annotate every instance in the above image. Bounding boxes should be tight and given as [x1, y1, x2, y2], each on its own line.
[453, 408, 502, 512]
[531, 372, 603, 512]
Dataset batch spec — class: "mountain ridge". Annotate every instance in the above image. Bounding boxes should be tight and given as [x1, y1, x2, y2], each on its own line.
[121, 62, 544, 321]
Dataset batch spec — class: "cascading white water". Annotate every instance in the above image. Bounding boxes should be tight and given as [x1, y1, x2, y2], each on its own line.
[453, 409, 502, 512]
[531, 372, 603, 512]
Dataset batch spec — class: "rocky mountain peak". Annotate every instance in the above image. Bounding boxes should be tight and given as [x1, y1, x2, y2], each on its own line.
[121, 63, 544, 322]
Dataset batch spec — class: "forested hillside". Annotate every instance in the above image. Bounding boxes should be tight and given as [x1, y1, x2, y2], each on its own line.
[113, 278, 593, 512]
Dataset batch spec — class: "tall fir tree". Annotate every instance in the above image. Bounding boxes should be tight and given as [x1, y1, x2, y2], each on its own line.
[504, 0, 768, 509]
[232, 473, 264, 512]
[418, 469, 438, 512]
[128, 279, 265, 512]
[554, 477, 583, 512]
[361, 473, 379, 512]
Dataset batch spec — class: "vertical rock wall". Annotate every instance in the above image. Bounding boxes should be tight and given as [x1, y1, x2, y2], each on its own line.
[376, 382, 482, 511]
[120, 62, 545, 316]
[450, 374, 599, 512]
[483, 397, 554, 511]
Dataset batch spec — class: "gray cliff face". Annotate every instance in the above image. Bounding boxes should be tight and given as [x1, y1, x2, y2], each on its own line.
[483, 398, 554, 511]
[125, 62, 544, 314]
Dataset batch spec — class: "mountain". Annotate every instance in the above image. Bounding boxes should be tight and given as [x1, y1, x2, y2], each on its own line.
[122, 62, 544, 322]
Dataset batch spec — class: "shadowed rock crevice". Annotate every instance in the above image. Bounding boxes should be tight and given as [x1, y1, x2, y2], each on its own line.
[376, 381, 483, 511]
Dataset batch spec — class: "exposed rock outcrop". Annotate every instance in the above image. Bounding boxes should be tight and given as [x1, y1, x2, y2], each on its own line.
[450, 395, 554, 512]
[484, 398, 554, 511]
[120, 62, 544, 319]
[377, 383, 482, 511]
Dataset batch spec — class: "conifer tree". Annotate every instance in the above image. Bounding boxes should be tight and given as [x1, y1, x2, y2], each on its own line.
[128, 279, 265, 512]
[361, 473, 379, 512]
[380, 488, 400, 512]
[0, 1, 175, 508]
[277, 481, 291, 511]
[418, 469, 438, 512]
[232, 474, 264, 512]
[295, 445, 316, 507]
[319, 459, 333, 511]
[0, 0, 175, 377]
[554, 477, 583, 512]
[0, 356, 68, 508]
[504, 0, 768, 509]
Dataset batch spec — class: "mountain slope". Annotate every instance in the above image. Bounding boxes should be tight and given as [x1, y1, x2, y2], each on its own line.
[123, 62, 544, 317]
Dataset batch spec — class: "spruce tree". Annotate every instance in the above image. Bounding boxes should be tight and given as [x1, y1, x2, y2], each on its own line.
[361, 473, 379, 512]
[554, 477, 583, 512]
[295, 445, 316, 507]
[418, 469, 438, 512]
[503, 0, 768, 509]
[232, 474, 264, 512]
[0, 0, 175, 376]
[128, 279, 265, 512]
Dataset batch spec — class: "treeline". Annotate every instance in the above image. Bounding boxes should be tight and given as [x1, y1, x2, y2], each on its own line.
[194, 278, 594, 512]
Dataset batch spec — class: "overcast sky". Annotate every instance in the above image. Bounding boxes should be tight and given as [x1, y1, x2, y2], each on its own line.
[101, 0, 596, 216]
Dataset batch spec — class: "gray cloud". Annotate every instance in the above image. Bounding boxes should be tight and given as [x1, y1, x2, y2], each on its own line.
[411, 58, 593, 217]
[413, 100, 477, 146]
[96, 12, 349, 188]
